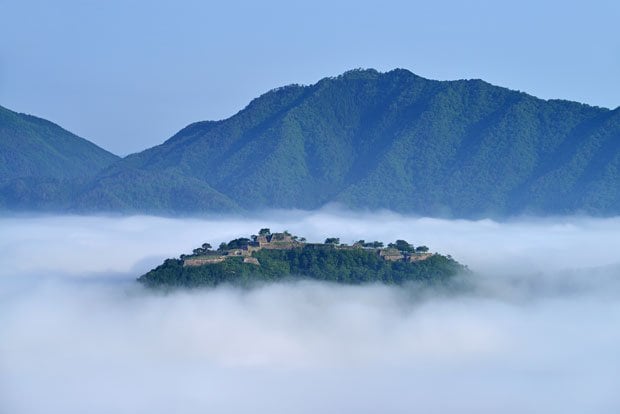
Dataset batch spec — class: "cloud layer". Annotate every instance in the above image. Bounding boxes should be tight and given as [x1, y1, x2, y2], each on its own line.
[1, 211, 620, 413]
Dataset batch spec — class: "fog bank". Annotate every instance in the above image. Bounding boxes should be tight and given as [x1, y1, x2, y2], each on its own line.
[1, 212, 619, 413]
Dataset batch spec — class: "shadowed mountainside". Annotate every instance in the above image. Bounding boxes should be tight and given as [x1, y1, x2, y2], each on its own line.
[79, 69, 620, 216]
[3, 69, 619, 216]
[0, 105, 119, 210]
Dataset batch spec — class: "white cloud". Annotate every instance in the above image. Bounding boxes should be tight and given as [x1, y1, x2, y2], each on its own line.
[1, 211, 619, 413]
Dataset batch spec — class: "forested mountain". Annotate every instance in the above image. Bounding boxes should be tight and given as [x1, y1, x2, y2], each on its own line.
[0, 105, 119, 209]
[80, 68, 620, 216]
[3, 69, 620, 216]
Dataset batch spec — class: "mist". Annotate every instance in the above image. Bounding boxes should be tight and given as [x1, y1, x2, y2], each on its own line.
[1, 211, 619, 413]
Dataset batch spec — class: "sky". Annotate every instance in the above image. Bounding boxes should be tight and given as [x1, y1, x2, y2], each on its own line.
[2, 212, 620, 413]
[1, 0, 619, 155]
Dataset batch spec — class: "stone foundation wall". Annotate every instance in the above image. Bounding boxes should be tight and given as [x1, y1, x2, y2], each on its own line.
[407, 253, 433, 262]
[243, 257, 260, 265]
[183, 256, 225, 267]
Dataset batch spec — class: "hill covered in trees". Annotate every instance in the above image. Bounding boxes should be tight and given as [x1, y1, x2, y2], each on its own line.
[80, 68, 620, 217]
[0, 105, 119, 210]
[3, 68, 620, 216]
[138, 229, 467, 288]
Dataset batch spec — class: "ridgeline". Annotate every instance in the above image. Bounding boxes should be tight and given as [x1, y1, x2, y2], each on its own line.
[0, 105, 119, 210]
[4, 68, 619, 216]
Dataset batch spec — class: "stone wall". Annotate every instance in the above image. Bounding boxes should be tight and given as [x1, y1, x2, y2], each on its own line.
[407, 253, 433, 262]
[183, 256, 225, 267]
[243, 257, 260, 265]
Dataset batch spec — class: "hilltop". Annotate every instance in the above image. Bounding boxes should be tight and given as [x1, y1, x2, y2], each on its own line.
[79, 68, 620, 217]
[138, 228, 467, 288]
[3, 68, 620, 216]
[0, 105, 119, 210]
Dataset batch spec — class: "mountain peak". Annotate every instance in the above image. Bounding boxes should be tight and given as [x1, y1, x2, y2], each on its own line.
[76, 69, 619, 217]
[3, 70, 620, 216]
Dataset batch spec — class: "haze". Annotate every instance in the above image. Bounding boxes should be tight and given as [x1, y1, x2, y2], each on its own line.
[1, 211, 619, 413]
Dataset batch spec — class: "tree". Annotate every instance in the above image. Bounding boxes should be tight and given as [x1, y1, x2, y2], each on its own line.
[299, 237, 307, 243]
[227, 238, 251, 249]
[218, 242, 228, 252]
[201, 243, 212, 251]
[259, 228, 271, 236]
[394, 239, 414, 252]
[415, 245, 429, 253]
[325, 237, 340, 245]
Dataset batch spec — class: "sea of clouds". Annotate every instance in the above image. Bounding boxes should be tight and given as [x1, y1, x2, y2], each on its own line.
[1, 210, 619, 413]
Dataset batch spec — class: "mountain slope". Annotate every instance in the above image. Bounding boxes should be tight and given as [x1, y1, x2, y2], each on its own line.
[0, 105, 120, 209]
[81, 68, 619, 216]
[75, 168, 240, 214]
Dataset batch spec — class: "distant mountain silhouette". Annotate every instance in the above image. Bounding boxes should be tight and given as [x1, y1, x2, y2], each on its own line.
[3, 69, 619, 216]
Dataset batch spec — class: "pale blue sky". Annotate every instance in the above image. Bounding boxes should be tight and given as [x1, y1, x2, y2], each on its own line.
[1, 0, 619, 155]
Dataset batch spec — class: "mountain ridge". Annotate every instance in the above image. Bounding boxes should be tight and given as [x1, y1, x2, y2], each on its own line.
[2, 68, 619, 216]
[0, 105, 120, 210]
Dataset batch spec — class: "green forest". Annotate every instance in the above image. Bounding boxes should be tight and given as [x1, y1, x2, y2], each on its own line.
[139, 242, 467, 289]
[3, 68, 619, 216]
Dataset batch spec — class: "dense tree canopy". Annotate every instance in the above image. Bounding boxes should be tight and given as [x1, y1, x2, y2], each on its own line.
[75, 69, 620, 217]
[4, 69, 620, 216]
[139, 245, 466, 289]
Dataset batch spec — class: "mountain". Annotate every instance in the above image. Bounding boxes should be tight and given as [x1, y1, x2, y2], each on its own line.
[79, 68, 620, 217]
[0, 105, 119, 210]
[4, 69, 620, 216]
